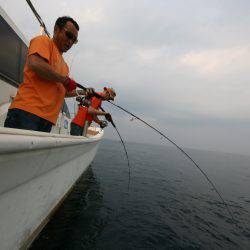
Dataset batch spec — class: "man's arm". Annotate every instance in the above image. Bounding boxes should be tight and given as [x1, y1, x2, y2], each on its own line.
[92, 115, 102, 125]
[88, 107, 107, 116]
[28, 54, 67, 85]
[87, 107, 108, 125]
[28, 54, 92, 95]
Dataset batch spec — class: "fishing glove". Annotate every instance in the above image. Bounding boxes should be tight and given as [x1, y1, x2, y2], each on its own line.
[100, 120, 108, 128]
[64, 77, 76, 92]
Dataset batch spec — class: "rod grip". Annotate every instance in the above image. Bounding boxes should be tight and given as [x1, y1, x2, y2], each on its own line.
[76, 83, 103, 99]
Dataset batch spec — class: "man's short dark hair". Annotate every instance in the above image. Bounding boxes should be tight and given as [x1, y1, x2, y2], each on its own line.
[55, 16, 79, 31]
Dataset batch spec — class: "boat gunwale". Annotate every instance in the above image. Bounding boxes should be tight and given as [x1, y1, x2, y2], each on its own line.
[0, 127, 103, 154]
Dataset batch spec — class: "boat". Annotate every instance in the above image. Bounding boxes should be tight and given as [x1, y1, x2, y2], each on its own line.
[0, 6, 103, 250]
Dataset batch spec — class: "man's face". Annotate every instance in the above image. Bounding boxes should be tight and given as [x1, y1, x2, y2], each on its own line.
[54, 21, 78, 53]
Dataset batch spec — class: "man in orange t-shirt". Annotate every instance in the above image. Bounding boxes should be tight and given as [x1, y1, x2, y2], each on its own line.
[4, 16, 92, 132]
[85, 87, 116, 127]
[70, 87, 116, 136]
[70, 92, 112, 136]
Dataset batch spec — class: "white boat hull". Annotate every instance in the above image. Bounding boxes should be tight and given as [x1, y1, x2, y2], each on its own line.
[0, 128, 103, 250]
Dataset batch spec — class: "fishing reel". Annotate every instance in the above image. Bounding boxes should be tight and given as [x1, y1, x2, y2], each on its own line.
[76, 96, 91, 107]
[100, 120, 108, 128]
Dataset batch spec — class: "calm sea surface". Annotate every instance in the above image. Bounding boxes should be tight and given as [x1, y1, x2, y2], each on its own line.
[31, 139, 250, 249]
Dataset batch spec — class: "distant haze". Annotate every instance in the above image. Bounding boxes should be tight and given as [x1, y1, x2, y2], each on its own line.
[1, 0, 250, 155]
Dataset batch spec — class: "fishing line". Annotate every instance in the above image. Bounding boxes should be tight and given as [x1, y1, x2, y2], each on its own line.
[100, 107, 131, 190]
[106, 101, 236, 221]
[105, 102, 250, 250]
[76, 83, 234, 221]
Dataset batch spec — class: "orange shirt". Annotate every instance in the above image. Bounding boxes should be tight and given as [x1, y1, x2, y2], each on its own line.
[9, 35, 69, 124]
[72, 106, 88, 127]
[86, 93, 103, 124]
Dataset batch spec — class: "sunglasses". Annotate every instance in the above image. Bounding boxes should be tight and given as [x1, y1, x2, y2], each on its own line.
[63, 28, 78, 44]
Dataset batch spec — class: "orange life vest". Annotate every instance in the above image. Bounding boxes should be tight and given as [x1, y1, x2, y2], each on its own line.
[72, 106, 88, 127]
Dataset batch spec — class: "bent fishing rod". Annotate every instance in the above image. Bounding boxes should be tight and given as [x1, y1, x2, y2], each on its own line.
[100, 107, 131, 190]
[76, 83, 234, 221]
[78, 84, 131, 189]
[107, 101, 236, 220]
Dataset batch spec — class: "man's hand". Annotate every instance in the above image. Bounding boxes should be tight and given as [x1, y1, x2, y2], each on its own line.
[76, 96, 82, 102]
[100, 120, 108, 128]
[63, 77, 76, 92]
[105, 113, 113, 122]
[85, 88, 95, 98]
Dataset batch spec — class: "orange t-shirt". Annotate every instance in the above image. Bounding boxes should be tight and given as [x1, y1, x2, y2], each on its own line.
[86, 93, 103, 124]
[72, 106, 88, 127]
[9, 35, 69, 124]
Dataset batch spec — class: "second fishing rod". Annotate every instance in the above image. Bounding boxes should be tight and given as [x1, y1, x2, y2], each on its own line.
[77, 84, 131, 180]
[99, 106, 131, 190]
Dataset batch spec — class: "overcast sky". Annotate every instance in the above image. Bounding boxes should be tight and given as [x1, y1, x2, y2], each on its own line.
[1, 0, 250, 155]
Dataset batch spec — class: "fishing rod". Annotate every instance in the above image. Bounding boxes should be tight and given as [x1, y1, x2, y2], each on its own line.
[77, 83, 131, 178]
[107, 101, 235, 220]
[77, 84, 132, 188]
[76, 83, 103, 99]
[100, 107, 131, 190]
[26, 0, 51, 37]
[103, 102, 236, 222]
[76, 83, 234, 221]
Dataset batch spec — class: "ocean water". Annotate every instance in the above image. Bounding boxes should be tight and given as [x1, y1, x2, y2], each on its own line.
[31, 140, 250, 249]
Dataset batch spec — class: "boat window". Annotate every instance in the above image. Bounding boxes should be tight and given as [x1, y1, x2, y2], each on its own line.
[0, 15, 27, 87]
